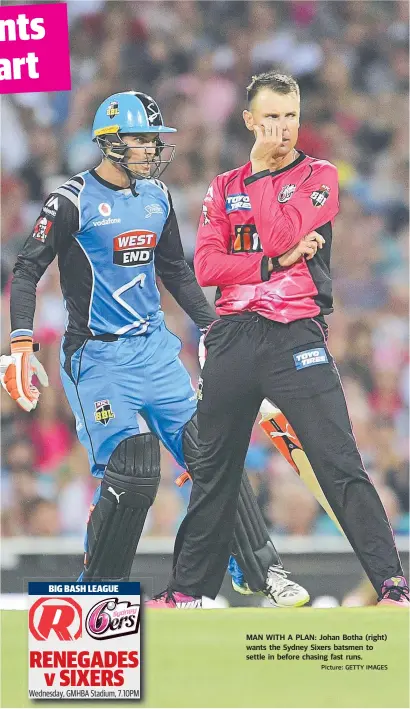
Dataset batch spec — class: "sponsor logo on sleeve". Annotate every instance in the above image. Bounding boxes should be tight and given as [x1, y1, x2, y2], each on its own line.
[293, 348, 329, 370]
[204, 185, 214, 202]
[232, 224, 262, 252]
[277, 184, 296, 203]
[310, 185, 330, 207]
[32, 217, 53, 243]
[113, 230, 157, 266]
[94, 399, 115, 425]
[202, 204, 210, 225]
[225, 193, 251, 213]
[42, 195, 59, 217]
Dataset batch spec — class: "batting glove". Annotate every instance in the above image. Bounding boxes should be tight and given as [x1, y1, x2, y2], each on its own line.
[0, 336, 48, 412]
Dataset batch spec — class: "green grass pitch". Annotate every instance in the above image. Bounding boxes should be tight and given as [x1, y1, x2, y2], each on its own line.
[1, 608, 409, 708]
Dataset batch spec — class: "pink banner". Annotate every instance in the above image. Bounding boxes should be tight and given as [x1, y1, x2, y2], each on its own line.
[0, 3, 71, 94]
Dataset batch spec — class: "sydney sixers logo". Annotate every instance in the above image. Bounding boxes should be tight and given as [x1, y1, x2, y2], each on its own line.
[86, 597, 140, 640]
[29, 597, 82, 641]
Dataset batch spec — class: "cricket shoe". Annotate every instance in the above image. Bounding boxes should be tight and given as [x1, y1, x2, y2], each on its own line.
[232, 566, 310, 608]
[377, 576, 410, 607]
[145, 590, 202, 609]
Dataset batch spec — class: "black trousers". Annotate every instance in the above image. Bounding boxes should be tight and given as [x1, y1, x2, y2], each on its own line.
[169, 313, 403, 599]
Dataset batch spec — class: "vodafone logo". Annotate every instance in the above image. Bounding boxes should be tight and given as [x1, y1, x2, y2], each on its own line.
[29, 597, 82, 641]
[113, 230, 157, 266]
[98, 203, 111, 217]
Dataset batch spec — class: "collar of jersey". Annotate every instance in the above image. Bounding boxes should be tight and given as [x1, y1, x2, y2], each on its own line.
[90, 168, 131, 191]
[269, 150, 307, 177]
[244, 151, 307, 179]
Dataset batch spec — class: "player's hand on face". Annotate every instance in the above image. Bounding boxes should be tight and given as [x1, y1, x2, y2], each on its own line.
[250, 119, 284, 171]
[277, 231, 324, 267]
[0, 338, 48, 412]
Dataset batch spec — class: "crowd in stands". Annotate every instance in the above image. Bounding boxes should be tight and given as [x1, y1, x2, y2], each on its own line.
[1, 1, 408, 540]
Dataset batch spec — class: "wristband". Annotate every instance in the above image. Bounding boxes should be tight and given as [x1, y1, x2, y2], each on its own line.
[270, 257, 283, 272]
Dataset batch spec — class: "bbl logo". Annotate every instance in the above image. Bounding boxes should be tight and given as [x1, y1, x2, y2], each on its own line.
[94, 399, 115, 426]
[232, 224, 262, 253]
[106, 101, 119, 119]
[310, 185, 330, 207]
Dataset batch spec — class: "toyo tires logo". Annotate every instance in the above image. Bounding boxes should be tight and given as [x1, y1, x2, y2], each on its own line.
[86, 597, 140, 640]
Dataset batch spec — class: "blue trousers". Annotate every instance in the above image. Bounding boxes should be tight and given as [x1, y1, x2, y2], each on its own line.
[60, 323, 246, 589]
[60, 323, 197, 477]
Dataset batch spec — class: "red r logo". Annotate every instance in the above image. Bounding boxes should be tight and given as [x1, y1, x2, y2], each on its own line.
[29, 597, 82, 641]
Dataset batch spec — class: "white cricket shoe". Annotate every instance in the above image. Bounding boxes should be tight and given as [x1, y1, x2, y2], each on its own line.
[263, 566, 310, 607]
[232, 566, 310, 608]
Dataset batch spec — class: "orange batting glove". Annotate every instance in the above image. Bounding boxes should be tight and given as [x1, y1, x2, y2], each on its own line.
[0, 336, 48, 412]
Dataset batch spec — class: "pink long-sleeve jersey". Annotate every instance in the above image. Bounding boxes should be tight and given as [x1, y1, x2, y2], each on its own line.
[194, 152, 339, 323]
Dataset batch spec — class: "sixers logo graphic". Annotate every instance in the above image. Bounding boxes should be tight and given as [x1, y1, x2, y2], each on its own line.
[29, 597, 82, 641]
[277, 184, 296, 203]
[113, 230, 157, 266]
[86, 597, 140, 640]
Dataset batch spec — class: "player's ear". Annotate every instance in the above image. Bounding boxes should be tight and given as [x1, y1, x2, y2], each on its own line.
[243, 109, 255, 132]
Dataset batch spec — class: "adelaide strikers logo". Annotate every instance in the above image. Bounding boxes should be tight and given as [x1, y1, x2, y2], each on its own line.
[86, 597, 140, 640]
[29, 597, 82, 641]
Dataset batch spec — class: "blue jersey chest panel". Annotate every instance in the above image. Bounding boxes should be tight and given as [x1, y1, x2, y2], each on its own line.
[75, 173, 170, 335]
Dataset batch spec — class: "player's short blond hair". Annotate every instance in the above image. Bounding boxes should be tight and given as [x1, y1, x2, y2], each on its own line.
[247, 71, 300, 105]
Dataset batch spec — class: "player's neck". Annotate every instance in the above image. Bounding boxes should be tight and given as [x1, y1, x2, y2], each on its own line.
[94, 160, 131, 189]
[268, 149, 299, 173]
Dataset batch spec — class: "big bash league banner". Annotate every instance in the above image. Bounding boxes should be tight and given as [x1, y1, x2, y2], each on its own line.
[28, 582, 141, 700]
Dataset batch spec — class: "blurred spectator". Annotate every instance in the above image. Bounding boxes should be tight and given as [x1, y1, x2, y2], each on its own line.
[24, 498, 61, 536]
[1, 438, 57, 535]
[270, 478, 320, 536]
[1, 0, 408, 539]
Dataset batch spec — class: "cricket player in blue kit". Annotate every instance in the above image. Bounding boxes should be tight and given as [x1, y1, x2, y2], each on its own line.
[1, 91, 308, 607]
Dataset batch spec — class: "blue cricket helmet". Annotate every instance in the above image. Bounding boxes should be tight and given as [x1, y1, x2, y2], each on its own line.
[92, 91, 176, 181]
[92, 91, 176, 140]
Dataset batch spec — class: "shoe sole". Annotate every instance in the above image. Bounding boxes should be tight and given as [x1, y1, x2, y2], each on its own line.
[232, 581, 310, 607]
[232, 580, 253, 596]
[259, 591, 310, 608]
